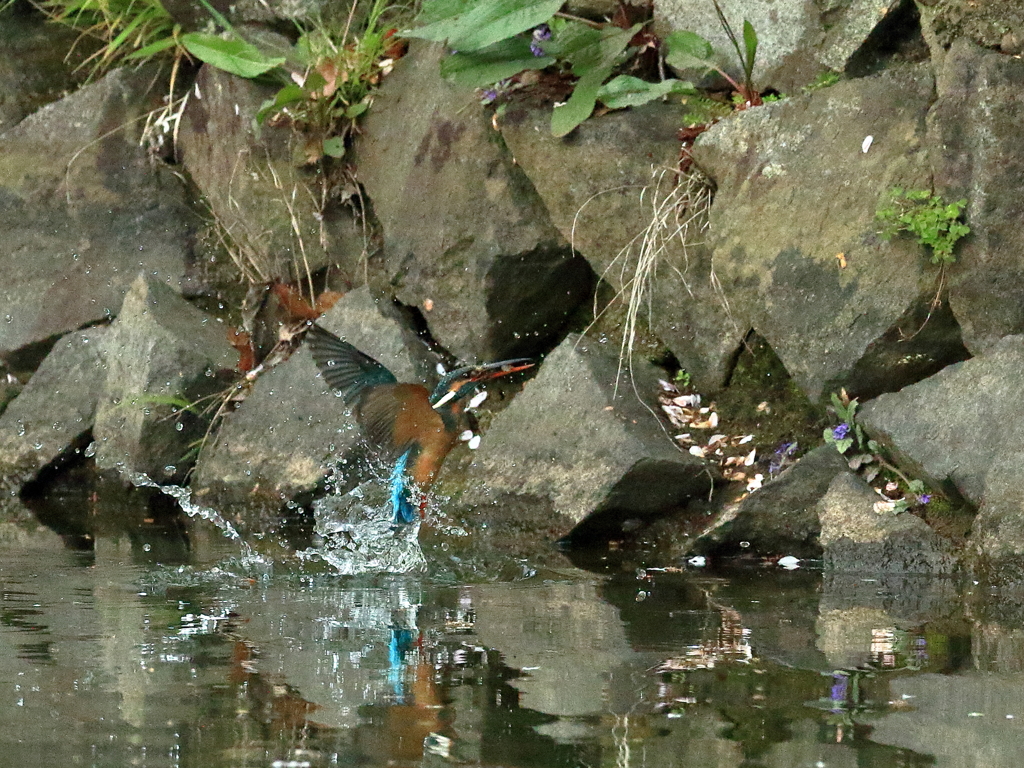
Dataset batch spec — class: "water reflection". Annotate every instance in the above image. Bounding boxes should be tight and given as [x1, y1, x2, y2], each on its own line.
[3, 513, 1024, 767]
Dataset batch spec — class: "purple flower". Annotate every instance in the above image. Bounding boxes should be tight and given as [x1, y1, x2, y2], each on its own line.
[532, 24, 551, 41]
[918, 493, 931, 504]
[530, 42, 544, 57]
[831, 423, 850, 440]
[481, 89, 498, 104]
[829, 673, 848, 713]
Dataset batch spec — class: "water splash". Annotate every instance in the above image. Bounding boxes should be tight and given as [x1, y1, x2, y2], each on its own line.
[127, 471, 253, 560]
[302, 482, 427, 575]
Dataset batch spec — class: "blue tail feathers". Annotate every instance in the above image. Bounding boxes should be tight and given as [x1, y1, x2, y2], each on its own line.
[389, 450, 418, 524]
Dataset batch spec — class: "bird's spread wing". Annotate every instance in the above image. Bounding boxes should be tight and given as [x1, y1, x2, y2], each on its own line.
[356, 384, 435, 460]
[306, 324, 398, 405]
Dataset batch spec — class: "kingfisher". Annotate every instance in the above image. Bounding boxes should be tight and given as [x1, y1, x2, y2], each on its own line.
[305, 324, 534, 524]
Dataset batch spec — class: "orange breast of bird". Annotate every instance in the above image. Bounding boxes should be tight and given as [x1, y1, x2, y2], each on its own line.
[384, 384, 459, 488]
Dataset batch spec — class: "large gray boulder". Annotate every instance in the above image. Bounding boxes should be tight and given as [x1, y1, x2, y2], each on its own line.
[0, 8, 90, 133]
[688, 65, 968, 400]
[819, 472, 958, 574]
[0, 67, 193, 358]
[656, 0, 909, 93]
[177, 65, 366, 289]
[858, 334, 1024, 567]
[859, 335, 1024, 508]
[689, 445, 851, 559]
[354, 42, 595, 362]
[460, 334, 714, 537]
[0, 327, 109, 495]
[92, 274, 236, 483]
[191, 287, 434, 510]
[498, 101, 734, 384]
[928, 41, 1024, 355]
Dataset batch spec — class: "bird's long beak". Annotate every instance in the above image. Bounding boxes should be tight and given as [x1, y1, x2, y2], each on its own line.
[470, 358, 535, 380]
[431, 358, 535, 410]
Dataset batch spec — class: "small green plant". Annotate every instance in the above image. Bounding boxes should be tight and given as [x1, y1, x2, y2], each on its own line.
[12, 0, 284, 79]
[406, 0, 697, 136]
[255, 0, 395, 162]
[803, 70, 840, 92]
[663, 0, 760, 106]
[822, 392, 862, 454]
[876, 188, 970, 265]
[824, 391, 934, 513]
[673, 368, 692, 388]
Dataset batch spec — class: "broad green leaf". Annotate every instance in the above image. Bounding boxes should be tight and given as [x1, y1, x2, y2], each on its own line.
[551, 65, 608, 137]
[743, 19, 757, 70]
[345, 101, 369, 118]
[567, 23, 637, 74]
[415, 0, 474, 26]
[255, 83, 305, 124]
[663, 30, 714, 72]
[405, 0, 563, 52]
[322, 136, 346, 157]
[597, 75, 694, 109]
[181, 32, 284, 78]
[440, 37, 554, 87]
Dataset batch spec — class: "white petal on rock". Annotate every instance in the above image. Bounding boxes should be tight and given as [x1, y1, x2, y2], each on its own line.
[468, 390, 488, 409]
[708, 412, 719, 428]
[687, 556, 706, 567]
[738, 435, 754, 444]
[746, 473, 764, 492]
[436, 362, 447, 375]
[459, 430, 474, 441]
[674, 394, 701, 407]
[778, 555, 801, 569]
[468, 434, 482, 450]
[862, 135, 873, 153]
[744, 448, 756, 466]
[707, 434, 727, 446]
[688, 446, 705, 458]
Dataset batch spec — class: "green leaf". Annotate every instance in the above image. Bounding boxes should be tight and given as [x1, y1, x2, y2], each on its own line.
[181, 32, 284, 78]
[255, 83, 306, 124]
[440, 37, 554, 88]
[663, 30, 714, 72]
[567, 23, 637, 74]
[322, 136, 346, 157]
[742, 19, 757, 77]
[345, 101, 369, 119]
[415, 0, 475, 26]
[405, 0, 563, 53]
[551, 65, 608, 137]
[125, 34, 180, 61]
[597, 75, 694, 109]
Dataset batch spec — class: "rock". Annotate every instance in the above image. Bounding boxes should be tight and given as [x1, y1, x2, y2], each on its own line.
[0, 7, 91, 133]
[460, 333, 714, 537]
[689, 445, 850, 560]
[191, 286, 432, 511]
[0, 67, 193, 358]
[917, 0, 1024, 68]
[498, 101, 735, 383]
[177, 65, 366, 288]
[655, 0, 915, 93]
[354, 42, 595, 362]
[819, 472, 958, 574]
[688, 66, 970, 401]
[500, 101, 688, 289]
[91, 274, 236, 483]
[0, 327, 109, 495]
[858, 335, 1024, 508]
[928, 40, 1024, 355]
